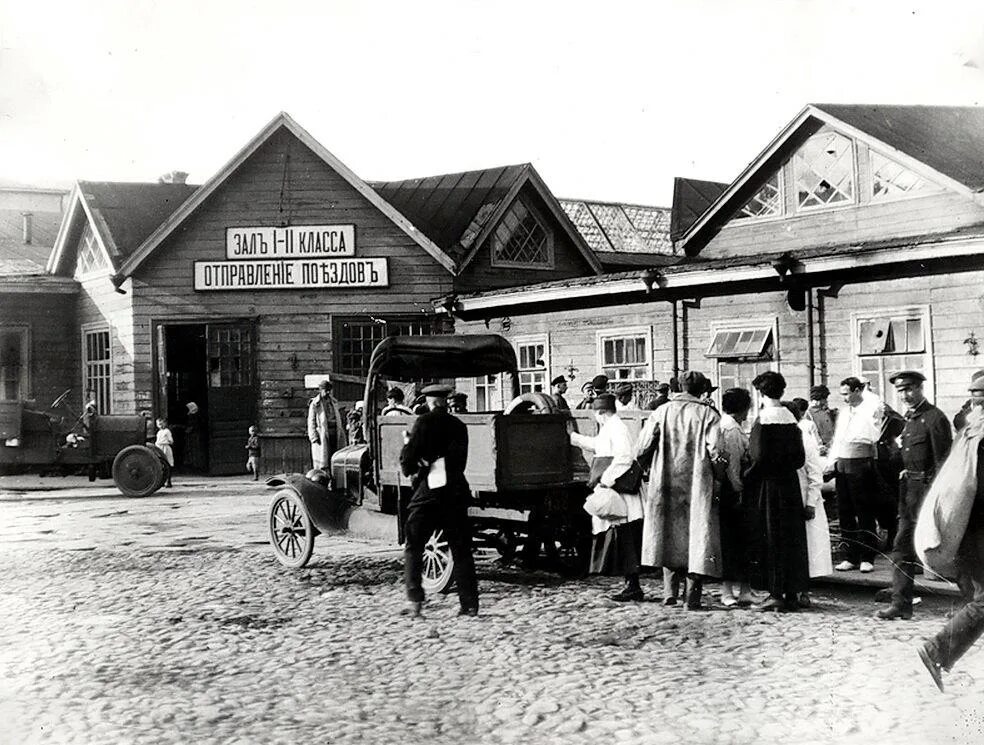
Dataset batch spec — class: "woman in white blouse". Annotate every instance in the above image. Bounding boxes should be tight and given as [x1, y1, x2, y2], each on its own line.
[570, 394, 645, 601]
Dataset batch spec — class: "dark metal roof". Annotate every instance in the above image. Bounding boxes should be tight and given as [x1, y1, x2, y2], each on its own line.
[670, 177, 729, 241]
[596, 252, 681, 270]
[79, 181, 199, 261]
[558, 199, 672, 254]
[370, 165, 528, 265]
[815, 104, 984, 191]
[0, 210, 62, 275]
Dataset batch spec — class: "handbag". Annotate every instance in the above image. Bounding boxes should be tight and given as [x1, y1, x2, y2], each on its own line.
[587, 456, 643, 493]
[583, 485, 628, 521]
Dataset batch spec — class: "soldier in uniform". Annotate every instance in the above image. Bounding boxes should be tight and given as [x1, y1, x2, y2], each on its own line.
[550, 375, 570, 411]
[875, 371, 952, 620]
[399, 384, 479, 618]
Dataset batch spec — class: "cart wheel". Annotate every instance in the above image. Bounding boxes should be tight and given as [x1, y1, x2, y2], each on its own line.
[268, 489, 315, 569]
[112, 445, 164, 498]
[504, 392, 557, 415]
[421, 528, 455, 594]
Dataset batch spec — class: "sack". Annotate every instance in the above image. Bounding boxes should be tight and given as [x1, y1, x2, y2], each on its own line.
[583, 485, 628, 521]
[587, 456, 644, 493]
[711, 455, 729, 483]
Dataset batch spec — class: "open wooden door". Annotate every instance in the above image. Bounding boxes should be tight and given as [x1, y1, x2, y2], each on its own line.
[206, 321, 257, 475]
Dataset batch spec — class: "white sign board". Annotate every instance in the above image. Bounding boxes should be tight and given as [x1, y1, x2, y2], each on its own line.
[226, 225, 355, 259]
[194, 258, 389, 291]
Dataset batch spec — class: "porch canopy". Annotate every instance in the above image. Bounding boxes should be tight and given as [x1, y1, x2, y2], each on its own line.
[366, 334, 519, 382]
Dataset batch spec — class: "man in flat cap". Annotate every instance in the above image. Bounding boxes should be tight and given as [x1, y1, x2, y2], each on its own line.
[399, 383, 478, 618]
[876, 370, 952, 621]
[807, 384, 837, 455]
[614, 382, 635, 411]
[550, 375, 570, 411]
[646, 383, 671, 411]
[636, 370, 723, 609]
[916, 370, 984, 691]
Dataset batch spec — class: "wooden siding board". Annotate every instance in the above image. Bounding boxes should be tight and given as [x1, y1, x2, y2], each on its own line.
[702, 191, 984, 259]
[0, 292, 77, 407]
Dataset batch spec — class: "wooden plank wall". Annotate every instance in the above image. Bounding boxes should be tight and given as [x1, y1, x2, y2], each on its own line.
[701, 188, 984, 260]
[129, 127, 454, 436]
[453, 183, 598, 294]
[76, 274, 136, 414]
[0, 292, 77, 408]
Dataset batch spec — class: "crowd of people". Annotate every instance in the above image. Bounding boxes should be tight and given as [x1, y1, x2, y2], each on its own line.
[566, 367, 984, 692]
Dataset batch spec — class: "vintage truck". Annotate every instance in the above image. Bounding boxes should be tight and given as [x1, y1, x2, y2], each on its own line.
[0, 390, 169, 498]
[267, 334, 601, 591]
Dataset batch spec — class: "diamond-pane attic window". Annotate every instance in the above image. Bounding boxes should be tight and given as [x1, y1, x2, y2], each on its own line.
[795, 129, 855, 210]
[737, 171, 783, 220]
[76, 223, 109, 277]
[492, 198, 552, 267]
[870, 151, 939, 200]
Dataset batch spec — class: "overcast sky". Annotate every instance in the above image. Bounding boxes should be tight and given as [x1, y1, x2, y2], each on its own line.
[2, 0, 984, 205]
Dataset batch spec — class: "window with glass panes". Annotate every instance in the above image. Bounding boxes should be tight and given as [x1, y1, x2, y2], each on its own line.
[857, 312, 929, 410]
[516, 340, 547, 394]
[0, 327, 27, 401]
[706, 326, 775, 413]
[82, 327, 112, 413]
[870, 151, 939, 201]
[474, 374, 503, 411]
[794, 129, 855, 210]
[335, 317, 431, 377]
[491, 198, 552, 267]
[208, 326, 252, 387]
[735, 171, 783, 220]
[600, 331, 650, 380]
[75, 224, 109, 277]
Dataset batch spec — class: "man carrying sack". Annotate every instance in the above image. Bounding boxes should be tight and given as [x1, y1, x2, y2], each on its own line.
[915, 371, 984, 691]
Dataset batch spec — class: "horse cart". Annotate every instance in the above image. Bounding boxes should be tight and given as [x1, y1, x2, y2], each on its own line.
[266, 334, 594, 591]
[0, 390, 170, 498]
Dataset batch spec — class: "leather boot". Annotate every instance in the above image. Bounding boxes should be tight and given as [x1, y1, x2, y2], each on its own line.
[874, 604, 913, 620]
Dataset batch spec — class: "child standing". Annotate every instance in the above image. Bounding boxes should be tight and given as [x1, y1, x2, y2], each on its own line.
[155, 417, 174, 488]
[245, 425, 261, 481]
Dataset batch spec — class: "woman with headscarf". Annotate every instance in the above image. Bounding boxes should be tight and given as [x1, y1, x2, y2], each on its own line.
[183, 401, 205, 472]
[745, 372, 809, 612]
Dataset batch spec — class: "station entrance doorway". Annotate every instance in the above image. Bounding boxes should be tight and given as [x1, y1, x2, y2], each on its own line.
[155, 320, 257, 475]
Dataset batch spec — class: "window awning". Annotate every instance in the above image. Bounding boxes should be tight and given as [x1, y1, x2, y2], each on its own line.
[706, 327, 773, 359]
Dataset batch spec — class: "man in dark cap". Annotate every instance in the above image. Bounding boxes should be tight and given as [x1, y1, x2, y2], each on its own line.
[614, 382, 635, 411]
[449, 392, 468, 414]
[550, 375, 570, 411]
[647, 382, 671, 411]
[399, 384, 478, 618]
[592, 374, 610, 396]
[876, 371, 952, 621]
[807, 384, 837, 454]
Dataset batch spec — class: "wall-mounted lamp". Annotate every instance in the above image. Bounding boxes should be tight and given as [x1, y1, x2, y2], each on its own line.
[965, 331, 980, 356]
[772, 252, 798, 287]
[565, 360, 579, 381]
[288, 352, 299, 370]
[641, 267, 664, 294]
[500, 317, 512, 332]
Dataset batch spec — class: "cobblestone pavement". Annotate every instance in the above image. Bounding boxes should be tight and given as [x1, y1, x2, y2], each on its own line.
[1, 482, 983, 744]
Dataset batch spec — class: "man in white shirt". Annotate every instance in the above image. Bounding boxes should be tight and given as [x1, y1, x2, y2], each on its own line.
[826, 376, 881, 573]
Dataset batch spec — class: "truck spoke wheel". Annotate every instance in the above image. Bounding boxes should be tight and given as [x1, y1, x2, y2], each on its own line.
[421, 529, 455, 594]
[268, 490, 314, 568]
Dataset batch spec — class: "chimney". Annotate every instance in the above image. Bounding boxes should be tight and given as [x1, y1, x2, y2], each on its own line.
[158, 170, 189, 185]
[21, 212, 32, 245]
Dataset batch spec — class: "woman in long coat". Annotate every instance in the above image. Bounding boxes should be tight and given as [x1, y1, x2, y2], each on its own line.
[745, 372, 809, 612]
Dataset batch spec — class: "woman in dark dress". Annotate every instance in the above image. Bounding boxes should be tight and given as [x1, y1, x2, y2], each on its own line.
[746, 371, 810, 612]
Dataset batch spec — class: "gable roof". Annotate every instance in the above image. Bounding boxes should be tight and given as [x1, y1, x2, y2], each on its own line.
[371, 164, 528, 266]
[372, 163, 603, 275]
[670, 177, 729, 242]
[678, 103, 984, 256]
[559, 199, 672, 255]
[113, 112, 457, 282]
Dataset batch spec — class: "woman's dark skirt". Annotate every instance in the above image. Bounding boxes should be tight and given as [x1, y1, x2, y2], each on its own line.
[589, 519, 643, 576]
[719, 483, 749, 582]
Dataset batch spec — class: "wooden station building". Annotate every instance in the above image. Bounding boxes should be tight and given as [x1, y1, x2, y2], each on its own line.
[450, 104, 984, 420]
[14, 113, 670, 473]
